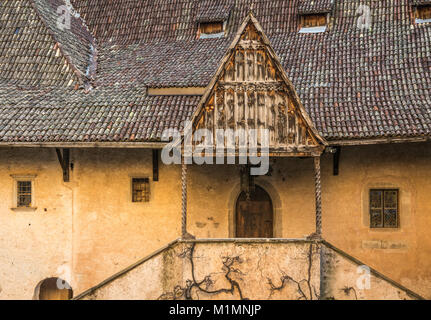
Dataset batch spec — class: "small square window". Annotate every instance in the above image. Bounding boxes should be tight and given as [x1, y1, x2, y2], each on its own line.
[132, 178, 150, 202]
[415, 5, 431, 24]
[17, 181, 32, 207]
[299, 14, 327, 33]
[199, 21, 225, 38]
[369, 189, 399, 228]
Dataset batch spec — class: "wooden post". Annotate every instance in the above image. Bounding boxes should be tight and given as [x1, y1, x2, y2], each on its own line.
[152, 149, 159, 181]
[55, 148, 70, 182]
[181, 162, 187, 239]
[333, 146, 341, 176]
[314, 156, 322, 238]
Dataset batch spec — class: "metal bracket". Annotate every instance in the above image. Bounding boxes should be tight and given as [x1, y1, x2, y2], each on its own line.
[152, 149, 159, 181]
[333, 146, 341, 176]
[55, 148, 70, 182]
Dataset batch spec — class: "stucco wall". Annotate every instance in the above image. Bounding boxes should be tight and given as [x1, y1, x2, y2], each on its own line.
[0, 142, 430, 299]
[187, 142, 431, 299]
[76, 240, 419, 300]
[0, 148, 73, 299]
[79, 240, 321, 300]
[320, 243, 418, 300]
[320, 142, 431, 299]
[70, 148, 182, 292]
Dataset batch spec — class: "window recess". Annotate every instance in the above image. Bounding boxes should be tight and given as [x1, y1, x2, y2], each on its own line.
[298, 13, 328, 33]
[132, 177, 150, 202]
[369, 189, 399, 228]
[10, 174, 37, 211]
[198, 21, 225, 39]
[415, 5, 431, 24]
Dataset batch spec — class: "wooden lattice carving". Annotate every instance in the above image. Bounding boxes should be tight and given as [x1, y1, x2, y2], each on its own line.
[192, 16, 326, 156]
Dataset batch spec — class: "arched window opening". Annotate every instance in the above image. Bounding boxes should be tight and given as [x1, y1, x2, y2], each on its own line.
[35, 277, 73, 300]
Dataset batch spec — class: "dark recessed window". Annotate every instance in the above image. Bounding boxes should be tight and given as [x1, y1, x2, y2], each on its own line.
[17, 181, 32, 207]
[299, 14, 327, 33]
[415, 5, 431, 23]
[199, 21, 224, 38]
[132, 178, 150, 202]
[369, 189, 399, 228]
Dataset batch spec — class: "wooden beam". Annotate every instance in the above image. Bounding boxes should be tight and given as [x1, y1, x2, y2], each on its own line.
[148, 87, 206, 96]
[55, 148, 70, 182]
[333, 146, 341, 176]
[327, 136, 431, 146]
[152, 149, 159, 182]
[0, 142, 167, 149]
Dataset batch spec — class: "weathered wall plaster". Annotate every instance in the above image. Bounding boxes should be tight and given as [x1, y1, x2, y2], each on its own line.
[76, 240, 420, 300]
[0, 142, 430, 299]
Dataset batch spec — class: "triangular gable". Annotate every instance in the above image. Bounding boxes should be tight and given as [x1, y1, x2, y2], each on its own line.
[190, 13, 327, 157]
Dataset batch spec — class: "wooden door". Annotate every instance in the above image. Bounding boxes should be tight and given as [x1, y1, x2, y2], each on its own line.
[236, 186, 273, 238]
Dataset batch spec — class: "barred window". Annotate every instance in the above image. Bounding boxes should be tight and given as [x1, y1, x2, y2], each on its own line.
[17, 181, 32, 207]
[132, 178, 150, 202]
[370, 189, 398, 228]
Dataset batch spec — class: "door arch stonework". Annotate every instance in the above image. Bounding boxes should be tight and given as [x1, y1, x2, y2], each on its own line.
[227, 180, 282, 238]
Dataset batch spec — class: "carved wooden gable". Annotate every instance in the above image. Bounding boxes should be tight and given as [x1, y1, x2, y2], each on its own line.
[191, 14, 326, 156]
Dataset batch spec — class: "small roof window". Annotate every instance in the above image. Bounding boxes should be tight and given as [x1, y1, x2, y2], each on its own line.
[415, 5, 431, 24]
[299, 13, 328, 34]
[196, 1, 231, 39]
[198, 21, 225, 39]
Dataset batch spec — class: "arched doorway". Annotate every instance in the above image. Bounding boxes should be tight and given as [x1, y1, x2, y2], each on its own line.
[35, 278, 73, 300]
[236, 185, 273, 238]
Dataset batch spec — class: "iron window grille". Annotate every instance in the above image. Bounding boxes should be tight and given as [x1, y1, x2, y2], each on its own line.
[132, 178, 150, 202]
[369, 189, 399, 228]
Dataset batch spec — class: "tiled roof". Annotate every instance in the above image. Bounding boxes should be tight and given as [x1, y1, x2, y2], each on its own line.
[196, 0, 233, 22]
[32, 0, 97, 88]
[96, 38, 230, 88]
[0, 0, 95, 89]
[0, 0, 79, 88]
[0, 84, 199, 142]
[0, 0, 431, 143]
[297, 0, 334, 14]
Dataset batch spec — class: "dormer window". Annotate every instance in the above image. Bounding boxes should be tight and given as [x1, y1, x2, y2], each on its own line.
[415, 5, 431, 24]
[198, 21, 225, 39]
[196, 1, 232, 39]
[299, 13, 328, 33]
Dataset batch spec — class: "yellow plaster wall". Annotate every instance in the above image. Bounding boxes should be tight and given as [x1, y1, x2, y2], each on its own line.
[0, 148, 73, 299]
[78, 240, 418, 300]
[70, 148, 182, 293]
[320, 142, 431, 299]
[0, 143, 430, 299]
